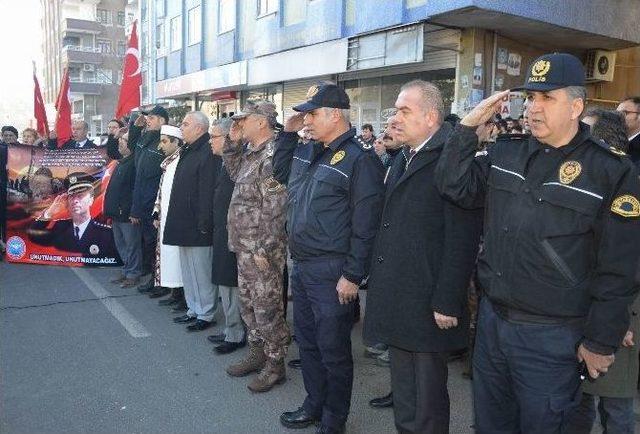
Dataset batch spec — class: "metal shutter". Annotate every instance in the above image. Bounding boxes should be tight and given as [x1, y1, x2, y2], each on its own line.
[283, 77, 331, 119]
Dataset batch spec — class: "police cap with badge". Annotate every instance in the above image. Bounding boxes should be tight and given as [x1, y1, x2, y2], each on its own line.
[513, 52, 585, 92]
[64, 172, 96, 195]
[293, 83, 350, 113]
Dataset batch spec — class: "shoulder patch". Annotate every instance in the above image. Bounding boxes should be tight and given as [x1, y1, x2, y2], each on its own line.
[594, 138, 627, 158]
[611, 195, 640, 218]
[93, 221, 111, 229]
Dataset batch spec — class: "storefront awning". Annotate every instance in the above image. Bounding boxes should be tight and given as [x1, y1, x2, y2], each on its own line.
[429, 7, 638, 51]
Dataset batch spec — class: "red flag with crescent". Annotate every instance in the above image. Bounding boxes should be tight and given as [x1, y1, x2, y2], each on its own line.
[115, 20, 142, 119]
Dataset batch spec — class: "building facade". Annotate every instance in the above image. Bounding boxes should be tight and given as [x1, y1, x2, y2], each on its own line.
[142, 0, 640, 133]
[41, 0, 134, 136]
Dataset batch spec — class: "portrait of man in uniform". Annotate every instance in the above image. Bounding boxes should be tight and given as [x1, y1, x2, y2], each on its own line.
[28, 172, 119, 259]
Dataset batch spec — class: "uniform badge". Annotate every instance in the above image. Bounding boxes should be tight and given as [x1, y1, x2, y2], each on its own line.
[611, 195, 640, 218]
[558, 161, 581, 185]
[89, 244, 100, 255]
[531, 60, 551, 77]
[264, 176, 285, 194]
[609, 146, 627, 156]
[306, 85, 319, 100]
[331, 150, 346, 165]
[69, 176, 77, 184]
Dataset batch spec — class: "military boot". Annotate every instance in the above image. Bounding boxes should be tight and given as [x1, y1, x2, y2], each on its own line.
[225, 343, 266, 377]
[247, 359, 286, 393]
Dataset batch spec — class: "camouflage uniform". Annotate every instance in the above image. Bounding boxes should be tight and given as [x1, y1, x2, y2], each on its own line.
[224, 136, 290, 362]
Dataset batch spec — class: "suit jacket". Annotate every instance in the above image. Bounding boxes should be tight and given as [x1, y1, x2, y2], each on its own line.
[47, 138, 97, 150]
[363, 123, 484, 353]
[29, 218, 119, 259]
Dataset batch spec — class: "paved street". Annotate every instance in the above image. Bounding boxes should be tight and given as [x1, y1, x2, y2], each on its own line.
[3, 262, 639, 433]
[0, 261, 474, 433]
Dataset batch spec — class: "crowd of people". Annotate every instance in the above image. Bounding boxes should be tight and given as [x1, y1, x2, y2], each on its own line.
[1, 51, 640, 434]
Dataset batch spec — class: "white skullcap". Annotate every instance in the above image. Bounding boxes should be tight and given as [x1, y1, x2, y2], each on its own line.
[161, 125, 183, 140]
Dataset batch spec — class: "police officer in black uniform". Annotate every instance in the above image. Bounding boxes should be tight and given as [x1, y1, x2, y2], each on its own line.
[273, 83, 385, 434]
[29, 172, 119, 259]
[436, 53, 640, 433]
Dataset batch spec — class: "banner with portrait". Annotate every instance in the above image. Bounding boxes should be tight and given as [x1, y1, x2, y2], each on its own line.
[4, 143, 122, 267]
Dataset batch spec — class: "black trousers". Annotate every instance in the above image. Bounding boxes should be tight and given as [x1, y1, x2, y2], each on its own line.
[389, 346, 449, 434]
[140, 217, 157, 276]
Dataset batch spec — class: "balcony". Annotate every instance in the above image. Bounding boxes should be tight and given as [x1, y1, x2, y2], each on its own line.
[69, 79, 103, 95]
[62, 45, 103, 64]
[61, 18, 104, 35]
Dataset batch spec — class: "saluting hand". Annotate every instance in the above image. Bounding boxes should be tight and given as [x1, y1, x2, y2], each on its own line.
[577, 343, 615, 379]
[434, 311, 458, 330]
[336, 276, 358, 305]
[461, 90, 510, 127]
[134, 114, 146, 127]
[622, 331, 634, 347]
[42, 193, 67, 219]
[284, 113, 305, 133]
[228, 121, 243, 143]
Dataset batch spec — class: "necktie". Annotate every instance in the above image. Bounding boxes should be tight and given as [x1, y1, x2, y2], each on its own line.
[74, 226, 80, 241]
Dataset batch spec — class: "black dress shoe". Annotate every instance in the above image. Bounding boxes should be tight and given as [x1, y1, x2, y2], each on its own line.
[186, 319, 214, 332]
[207, 333, 226, 344]
[173, 315, 196, 324]
[148, 287, 170, 299]
[280, 407, 319, 429]
[369, 392, 393, 408]
[136, 279, 154, 293]
[287, 359, 302, 370]
[214, 340, 246, 354]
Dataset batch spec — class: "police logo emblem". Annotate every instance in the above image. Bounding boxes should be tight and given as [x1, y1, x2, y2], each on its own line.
[69, 176, 77, 184]
[609, 146, 627, 156]
[331, 150, 346, 165]
[531, 60, 551, 77]
[306, 85, 319, 100]
[558, 161, 581, 185]
[611, 195, 640, 218]
[264, 176, 285, 194]
[89, 244, 100, 255]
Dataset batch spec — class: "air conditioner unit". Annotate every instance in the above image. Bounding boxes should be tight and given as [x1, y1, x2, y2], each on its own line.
[585, 50, 616, 82]
[83, 64, 95, 72]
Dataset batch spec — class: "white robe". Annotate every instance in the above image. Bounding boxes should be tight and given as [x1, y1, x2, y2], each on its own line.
[158, 156, 182, 287]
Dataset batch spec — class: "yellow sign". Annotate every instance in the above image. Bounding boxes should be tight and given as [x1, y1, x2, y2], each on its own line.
[331, 150, 346, 165]
[611, 195, 640, 218]
[529, 60, 551, 83]
[559, 161, 582, 185]
[306, 85, 319, 100]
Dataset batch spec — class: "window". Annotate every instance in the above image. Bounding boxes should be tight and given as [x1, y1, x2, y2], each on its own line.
[284, 0, 306, 25]
[156, 23, 165, 50]
[117, 11, 125, 26]
[345, 0, 355, 26]
[97, 39, 112, 54]
[219, 0, 235, 34]
[187, 6, 201, 45]
[257, 0, 277, 17]
[169, 16, 182, 52]
[96, 9, 112, 25]
[117, 41, 126, 56]
[406, 0, 427, 7]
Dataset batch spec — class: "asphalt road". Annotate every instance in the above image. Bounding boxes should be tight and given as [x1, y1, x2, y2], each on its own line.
[2, 261, 635, 433]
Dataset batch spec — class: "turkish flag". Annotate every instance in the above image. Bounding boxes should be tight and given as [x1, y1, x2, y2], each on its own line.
[54, 67, 72, 148]
[33, 64, 49, 137]
[115, 20, 142, 119]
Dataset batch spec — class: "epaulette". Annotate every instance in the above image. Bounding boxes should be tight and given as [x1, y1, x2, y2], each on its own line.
[92, 221, 111, 229]
[354, 136, 373, 151]
[594, 138, 628, 158]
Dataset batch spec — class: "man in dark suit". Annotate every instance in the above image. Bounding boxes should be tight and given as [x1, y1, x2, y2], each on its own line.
[617, 96, 640, 167]
[29, 172, 118, 259]
[47, 120, 97, 149]
[363, 80, 483, 433]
